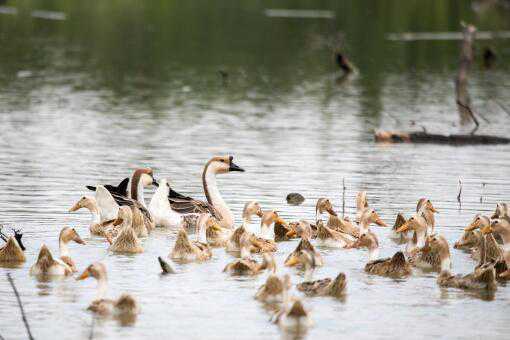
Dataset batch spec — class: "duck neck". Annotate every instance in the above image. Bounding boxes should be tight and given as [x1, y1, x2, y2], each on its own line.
[203, 166, 233, 227]
[96, 277, 108, 300]
[368, 246, 379, 261]
[439, 256, 451, 273]
[416, 229, 426, 248]
[59, 238, 70, 257]
[88, 204, 101, 225]
[260, 222, 273, 240]
[304, 265, 314, 282]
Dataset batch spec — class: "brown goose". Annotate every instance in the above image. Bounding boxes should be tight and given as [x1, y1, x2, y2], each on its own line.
[167, 156, 244, 229]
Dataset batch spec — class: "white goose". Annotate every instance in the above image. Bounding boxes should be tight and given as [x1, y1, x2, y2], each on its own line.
[148, 179, 182, 228]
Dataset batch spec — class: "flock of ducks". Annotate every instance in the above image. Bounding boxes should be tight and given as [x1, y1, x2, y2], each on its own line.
[1, 155, 509, 334]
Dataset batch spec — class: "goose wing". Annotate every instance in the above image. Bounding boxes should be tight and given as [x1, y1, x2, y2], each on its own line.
[87, 178, 129, 197]
[168, 194, 222, 220]
[96, 186, 120, 221]
[110, 192, 153, 222]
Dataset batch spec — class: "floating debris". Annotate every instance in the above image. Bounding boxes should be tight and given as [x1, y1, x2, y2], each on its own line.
[386, 31, 510, 41]
[286, 193, 305, 206]
[0, 6, 17, 15]
[264, 9, 335, 19]
[31, 10, 66, 21]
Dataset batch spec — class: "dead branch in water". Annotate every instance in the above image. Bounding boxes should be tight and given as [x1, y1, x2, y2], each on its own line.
[456, 100, 479, 135]
[7, 273, 35, 340]
[342, 178, 346, 218]
[374, 130, 510, 145]
[89, 316, 95, 340]
[457, 179, 463, 207]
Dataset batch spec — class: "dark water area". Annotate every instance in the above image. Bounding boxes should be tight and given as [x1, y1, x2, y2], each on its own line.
[0, 1, 509, 339]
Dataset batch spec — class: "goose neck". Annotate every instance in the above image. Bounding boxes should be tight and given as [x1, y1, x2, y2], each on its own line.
[203, 165, 233, 227]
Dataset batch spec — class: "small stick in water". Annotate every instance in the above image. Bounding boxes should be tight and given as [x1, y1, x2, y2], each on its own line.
[342, 178, 346, 218]
[89, 316, 95, 340]
[6, 273, 34, 340]
[480, 183, 486, 203]
[457, 178, 463, 207]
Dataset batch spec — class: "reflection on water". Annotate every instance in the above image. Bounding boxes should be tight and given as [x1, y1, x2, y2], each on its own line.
[0, 0, 510, 339]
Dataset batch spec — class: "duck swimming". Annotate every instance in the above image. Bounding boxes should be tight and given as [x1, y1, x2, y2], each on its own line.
[167, 156, 245, 229]
[77, 262, 139, 322]
[389, 213, 408, 243]
[297, 272, 347, 299]
[69, 196, 106, 236]
[171, 228, 212, 262]
[225, 201, 263, 252]
[416, 198, 438, 234]
[58, 227, 85, 272]
[0, 228, 26, 264]
[275, 297, 312, 334]
[357, 208, 388, 234]
[355, 191, 369, 223]
[259, 210, 288, 241]
[465, 215, 502, 264]
[481, 219, 510, 279]
[108, 206, 144, 254]
[316, 220, 354, 248]
[350, 232, 412, 278]
[428, 235, 497, 292]
[396, 213, 428, 255]
[30, 244, 72, 277]
[255, 274, 290, 303]
[285, 237, 324, 267]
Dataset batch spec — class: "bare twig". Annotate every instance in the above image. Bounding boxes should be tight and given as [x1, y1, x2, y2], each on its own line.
[480, 183, 486, 203]
[457, 178, 463, 208]
[342, 178, 346, 218]
[491, 99, 510, 117]
[6, 273, 35, 340]
[89, 316, 95, 340]
[457, 100, 479, 135]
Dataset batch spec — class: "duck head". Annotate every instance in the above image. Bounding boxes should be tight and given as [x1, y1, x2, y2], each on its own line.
[59, 227, 85, 245]
[242, 201, 263, 222]
[316, 198, 337, 218]
[491, 203, 509, 219]
[360, 208, 388, 227]
[77, 262, 107, 281]
[261, 210, 288, 228]
[284, 249, 316, 269]
[69, 196, 97, 212]
[465, 214, 490, 232]
[206, 155, 245, 175]
[426, 234, 450, 261]
[350, 232, 378, 250]
[396, 214, 427, 234]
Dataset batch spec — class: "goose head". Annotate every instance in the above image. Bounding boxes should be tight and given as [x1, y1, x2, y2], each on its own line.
[315, 198, 337, 218]
[69, 196, 97, 212]
[360, 208, 388, 227]
[206, 155, 244, 175]
[465, 214, 490, 232]
[77, 262, 107, 282]
[59, 227, 85, 245]
[133, 168, 158, 187]
[454, 229, 481, 249]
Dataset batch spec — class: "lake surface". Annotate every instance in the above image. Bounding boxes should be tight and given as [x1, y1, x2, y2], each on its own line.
[0, 1, 509, 339]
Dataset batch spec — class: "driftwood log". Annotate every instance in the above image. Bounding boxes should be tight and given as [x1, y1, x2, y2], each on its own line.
[374, 130, 510, 145]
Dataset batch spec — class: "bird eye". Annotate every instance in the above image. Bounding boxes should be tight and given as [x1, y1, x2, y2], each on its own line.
[81, 196, 86, 200]
[220, 159, 225, 163]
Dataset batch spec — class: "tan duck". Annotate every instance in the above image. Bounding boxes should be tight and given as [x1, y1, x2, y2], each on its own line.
[69, 196, 105, 235]
[396, 213, 428, 255]
[283, 220, 314, 241]
[410, 234, 450, 272]
[315, 197, 359, 238]
[108, 206, 144, 254]
[297, 272, 347, 298]
[316, 220, 354, 248]
[58, 227, 85, 272]
[491, 202, 509, 219]
[358, 208, 388, 234]
[454, 220, 482, 251]
[315, 198, 337, 221]
[275, 297, 312, 333]
[285, 237, 324, 267]
[481, 219, 510, 279]
[389, 213, 408, 243]
[465, 215, 502, 263]
[131, 205, 150, 237]
[416, 198, 438, 234]
[30, 244, 72, 277]
[225, 201, 263, 252]
[77, 262, 139, 321]
[171, 228, 211, 262]
[351, 232, 412, 277]
[355, 191, 369, 223]
[260, 210, 288, 241]
[201, 214, 230, 247]
[0, 235, 26, 264]
[224, 234, 275, 275]
[427, 235, 498, 291]
[255, 274, 290, 303]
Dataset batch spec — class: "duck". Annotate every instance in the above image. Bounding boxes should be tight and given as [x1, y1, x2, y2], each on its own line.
[297, 272, 347, 298]
[77, 262, 139, 320]
[255, 274, 290, 303]
[416, 198, 438, 234]
[350, 232, 412, 277]
[203, 214, 231, 247]
[0, 229, 26, 264]
[428, 235, 497, 291]
[285, 237, 324, 267]
[148, 179, 182, 228]
[170, 228, 212, 262]
[355, 191, 369, 223]
[465, 215, 503, 263]
[481, 219, 510, 279]
[316, 220, 354, 248]
[69, 196, 111, 236]
[157, 256, 176, 274]
[275, 297, 312, 333]
[327, 215, 360, 239]
[454, 218, 482, 251]
[259, 210, 288, 241]
[315, 197, 337, 221]
[357, 208, 388, 234]
[87, 168, 157, 207]
[389, 212, 408, 243]
[396, 213, 428, 255]
[107, 206, 144, 254]
[223, 252, 276, 276]
[30, 244, 72, 277]
[411, 234, 451, 272]
[225, 201, 263, 252]
[58, 227, 85, 272]
[491, 202, 509, 219]
[167, 155, 245, 229]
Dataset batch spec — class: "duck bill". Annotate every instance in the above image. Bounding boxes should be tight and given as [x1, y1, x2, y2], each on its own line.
[276, 217, 289, 227]
[69, 203, 81, 212]
[77, 270, 89, 280]
[464, 222, 478, 232]
[481, 225, 493, 235]
[113, 218, 124, 226]
[152, 179, 159, 187]
[375, 218, 388, 227]
[396, 222, 410, 233]
[327, 208, 337, 216]
[229, 161, 245, 172]
[430, 207, 439, 213]
[74, 236, 86, 245]
[284, 254, 299, 267]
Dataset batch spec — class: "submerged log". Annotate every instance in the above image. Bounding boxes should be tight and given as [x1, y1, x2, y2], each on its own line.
[374, 130, 510, 145]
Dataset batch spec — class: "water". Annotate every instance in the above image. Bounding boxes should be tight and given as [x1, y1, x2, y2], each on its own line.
[0, 1, 510, 339]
